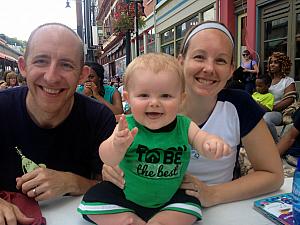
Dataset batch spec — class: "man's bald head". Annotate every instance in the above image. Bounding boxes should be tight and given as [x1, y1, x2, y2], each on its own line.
[24, 23, 84, 67]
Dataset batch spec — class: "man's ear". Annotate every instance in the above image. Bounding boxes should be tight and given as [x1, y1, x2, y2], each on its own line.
[123, 91, 129, 102]
[18, 56, 27, 78]
[78, 65, 90, 84]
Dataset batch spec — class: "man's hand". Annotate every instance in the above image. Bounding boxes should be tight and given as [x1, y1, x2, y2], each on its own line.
[16, 168, 77, 201]
[0, 198, 34, 225]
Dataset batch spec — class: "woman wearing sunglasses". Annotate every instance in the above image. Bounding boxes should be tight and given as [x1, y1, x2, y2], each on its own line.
[241, 49, 259, 94]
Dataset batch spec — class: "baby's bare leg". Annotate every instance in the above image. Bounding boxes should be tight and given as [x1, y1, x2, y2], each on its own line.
[147, 210, 197, 225]
[87, 212, 146, 225]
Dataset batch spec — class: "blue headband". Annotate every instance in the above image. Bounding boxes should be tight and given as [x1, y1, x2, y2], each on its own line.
[183, 22, 234, 49]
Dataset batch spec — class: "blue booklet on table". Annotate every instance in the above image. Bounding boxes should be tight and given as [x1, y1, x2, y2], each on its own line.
[253, 193, 294, 225]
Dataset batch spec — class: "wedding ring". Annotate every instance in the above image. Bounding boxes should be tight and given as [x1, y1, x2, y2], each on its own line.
[33, 188, 37, 196]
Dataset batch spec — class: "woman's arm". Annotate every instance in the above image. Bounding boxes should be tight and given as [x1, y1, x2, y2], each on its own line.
[182, 119, 284, 207]
[244, 62, 259, 76]
[273, 83, 296, 111]
[93, 89, 124, 115]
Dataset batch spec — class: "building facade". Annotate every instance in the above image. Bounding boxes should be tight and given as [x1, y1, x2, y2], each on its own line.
[0, 38, 21, 74]
[96, 0, 300, 81]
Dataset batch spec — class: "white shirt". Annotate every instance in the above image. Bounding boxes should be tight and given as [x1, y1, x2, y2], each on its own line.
[269, 77, 295, 104]
[187, 89, 264, 184]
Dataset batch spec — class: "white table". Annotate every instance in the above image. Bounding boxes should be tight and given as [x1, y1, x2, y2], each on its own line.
[40, 178, 293, 225]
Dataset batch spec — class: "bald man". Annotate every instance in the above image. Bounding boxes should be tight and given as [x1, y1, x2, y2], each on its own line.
[0, 23, 115, 224]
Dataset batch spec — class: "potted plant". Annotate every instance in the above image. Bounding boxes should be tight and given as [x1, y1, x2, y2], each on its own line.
[113, 1, 146, 35]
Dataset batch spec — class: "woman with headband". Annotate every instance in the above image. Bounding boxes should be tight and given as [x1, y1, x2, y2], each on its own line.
[178, 21, 283, 207]
[102, 21, 284, 209]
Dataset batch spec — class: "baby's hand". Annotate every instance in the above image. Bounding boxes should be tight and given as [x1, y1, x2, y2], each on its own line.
[113, 114, 138, 152]
[202, 135, 231, 160]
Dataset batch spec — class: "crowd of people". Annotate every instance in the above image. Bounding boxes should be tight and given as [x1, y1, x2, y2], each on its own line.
[0, 20, 298, 225]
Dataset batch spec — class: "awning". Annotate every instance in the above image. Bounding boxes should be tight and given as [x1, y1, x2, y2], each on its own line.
[0, 52, 17, 62]
[107, 39, 124, 56]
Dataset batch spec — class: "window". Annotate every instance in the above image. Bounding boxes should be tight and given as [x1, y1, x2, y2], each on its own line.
[161, 44, 174, 56]
[146, 28, 155, 53]
[175, 16, 198, 39]
[160, 5, 214, 57]
[261, 0, 299, 80]
[139, 35, 144, 54]
[161, 28, 174, 44]
[161, 28, 175, 56]
[264, 17, 288, 60]
[203, 7, 215, 21]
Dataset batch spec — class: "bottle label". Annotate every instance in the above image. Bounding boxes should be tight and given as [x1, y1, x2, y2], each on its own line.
[293, 182, 300, 199]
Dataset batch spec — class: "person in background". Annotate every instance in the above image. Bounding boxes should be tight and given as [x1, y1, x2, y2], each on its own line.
[0, 70, 12, 88]
[118, 83, 131, 114]
[102, 21, 284, 209]
[77, 61, 123, 115]
[240, 49, 259, 94]
[277, 109, 300, 165]
[17, 74, 27, 86]
[0, 71, 19, 89]
[263, 52, 295, 143]
[252, 75, 274, 112]
[0, 23, 115, 224]
[79, 53, 231, 225]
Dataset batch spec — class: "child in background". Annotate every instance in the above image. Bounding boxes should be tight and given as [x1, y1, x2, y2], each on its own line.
[252, 75, 274, 111]
[78, 53, 231, 225]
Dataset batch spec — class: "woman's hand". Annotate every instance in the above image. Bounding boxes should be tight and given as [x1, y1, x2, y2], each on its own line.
[102, 164, 125, 189]
[181, 173, 217, 207]
[84, 82, 99, 97]
[83, 82, 93, 96]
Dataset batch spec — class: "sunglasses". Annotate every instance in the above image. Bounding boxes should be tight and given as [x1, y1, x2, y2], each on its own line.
[242, 54, 249, 56]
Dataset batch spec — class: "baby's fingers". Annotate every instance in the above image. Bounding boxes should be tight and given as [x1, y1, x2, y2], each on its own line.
[213, 142, 231, 159]
[130, 127, 138, 139]
[118, 114, 128, 131]
[223, 144, 232, 156]
[116, 128, 130, 138]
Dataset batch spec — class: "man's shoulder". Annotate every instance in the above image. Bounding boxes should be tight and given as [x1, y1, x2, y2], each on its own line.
[74, 92, 115, 121]
[0, 86, 26, 95]
[75, 92, 109, 111]
[0, 86, 26, 104]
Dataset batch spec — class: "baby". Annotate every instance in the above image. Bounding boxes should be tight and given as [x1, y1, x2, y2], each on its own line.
[78, 53, 231, 225]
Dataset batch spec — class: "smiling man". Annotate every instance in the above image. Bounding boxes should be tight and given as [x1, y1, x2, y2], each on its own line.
[0, 23, 115, 224]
